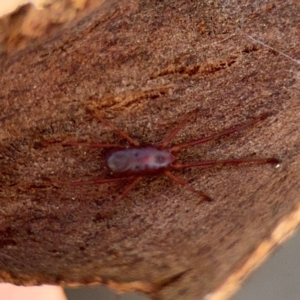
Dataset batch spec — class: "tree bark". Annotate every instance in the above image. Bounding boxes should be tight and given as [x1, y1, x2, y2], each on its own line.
[0, 1, 299, 299]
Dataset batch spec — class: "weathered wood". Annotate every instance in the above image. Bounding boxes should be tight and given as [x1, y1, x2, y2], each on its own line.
[0, 1, 299, 299]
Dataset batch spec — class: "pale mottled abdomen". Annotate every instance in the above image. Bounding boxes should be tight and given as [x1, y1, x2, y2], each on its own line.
[106, 147, 175, 175]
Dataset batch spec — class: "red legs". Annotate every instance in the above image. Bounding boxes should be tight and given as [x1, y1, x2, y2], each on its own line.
[165, 157, 279, 201]
[160, 109, 199, 148]
[111, 176, 142, 206]
[62, 141, 125, 148]
[88, 108, 139, 147]
[69, 177, 132, 186]
[62, 176, 141, 206]
[50, 118, 141, 207]
[100, 119, 140, 147]
[48, 111, 278, 206]
[43, 119, 138, 149]
[172, 157, 280, 170]
[63, 119, 139, 149]
[171, 113, 269, 152]
[71, 176, 142, 206]
[164, 170, 212, 201]
[48, 176, 129, 189]
[162, 113, 279, 200]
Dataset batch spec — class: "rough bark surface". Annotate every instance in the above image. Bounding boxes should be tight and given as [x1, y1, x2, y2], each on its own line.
[0, 1, 299, 300]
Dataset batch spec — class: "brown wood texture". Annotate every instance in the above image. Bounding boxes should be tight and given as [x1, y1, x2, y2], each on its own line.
[0, 1, 299, 299]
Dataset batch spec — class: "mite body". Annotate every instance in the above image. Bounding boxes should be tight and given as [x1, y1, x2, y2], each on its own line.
[106, 147, 175, 175]
[61, 110, 279, 204]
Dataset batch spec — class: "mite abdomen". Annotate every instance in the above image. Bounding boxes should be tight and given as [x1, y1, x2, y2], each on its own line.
[106, 147, 175, 174]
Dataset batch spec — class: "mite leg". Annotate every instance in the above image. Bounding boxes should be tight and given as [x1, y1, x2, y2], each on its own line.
[171, 113, 270, 152]
[62, 141, 125, 148]
[100, 119, 140, 147]
[164, 170, 211, 201]
[62, 120, 139, 148]
[88, 109, 139, 147]
[39, 140, 124, 149]
[68, 177, 131, 186]
[48, 177, 130, 187]
[88, 108, 139, 146]
[172, 157, 280, 170]
[160, 109, 199, 148]
[111, 176, 142, 205]
[52, 176, 141, 206]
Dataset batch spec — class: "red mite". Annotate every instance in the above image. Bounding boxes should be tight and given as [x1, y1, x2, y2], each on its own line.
[64, 110, 279, 204]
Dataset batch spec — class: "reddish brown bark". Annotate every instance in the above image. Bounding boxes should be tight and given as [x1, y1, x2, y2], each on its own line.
[0, 1, 299, 299]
